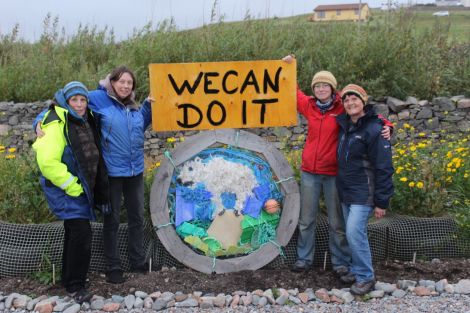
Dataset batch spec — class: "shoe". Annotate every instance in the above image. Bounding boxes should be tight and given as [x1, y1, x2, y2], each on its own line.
[106, 270, 126, 284]
[130, 262, 149, 274]
[291, 260, 311, 272]
[333, 266, 349, 278]
[340, 272, 356, 284]
[350, 279, 376, 295]
[71, 288, 93, 304]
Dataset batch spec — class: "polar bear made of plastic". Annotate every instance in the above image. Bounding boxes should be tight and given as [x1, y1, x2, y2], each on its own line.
[177, 156, 258, 217]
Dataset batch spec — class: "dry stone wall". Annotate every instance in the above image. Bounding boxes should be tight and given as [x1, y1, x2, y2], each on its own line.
[1, 95, 469, 157]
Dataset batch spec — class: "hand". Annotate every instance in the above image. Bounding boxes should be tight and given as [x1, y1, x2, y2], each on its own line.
[374, 207, 386, 219]
[381, 126, 391, 140]
[36, 122, 45, 138]
[146, 96, 155, 102]
[282, 54, 295, 64]
[96, 202, 112, 215]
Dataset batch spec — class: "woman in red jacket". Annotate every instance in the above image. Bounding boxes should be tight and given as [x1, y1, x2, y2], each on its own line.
[282, 55, 391, 281]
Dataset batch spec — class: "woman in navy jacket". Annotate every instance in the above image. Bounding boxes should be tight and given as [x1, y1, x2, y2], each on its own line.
[335, 84, 394, 295]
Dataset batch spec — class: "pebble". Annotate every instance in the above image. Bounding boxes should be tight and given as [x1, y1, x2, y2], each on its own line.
[2, 278, 470, 312]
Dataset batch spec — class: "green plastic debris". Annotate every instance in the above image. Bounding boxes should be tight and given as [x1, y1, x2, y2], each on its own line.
[240, 210, 280, 245]
[176, 222, 208, 238]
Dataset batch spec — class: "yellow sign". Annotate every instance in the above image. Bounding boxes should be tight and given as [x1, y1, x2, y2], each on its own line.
[149, 60, 297, 131]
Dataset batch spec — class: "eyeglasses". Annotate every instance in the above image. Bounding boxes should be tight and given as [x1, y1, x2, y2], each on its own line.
[313, 83, 331, 89]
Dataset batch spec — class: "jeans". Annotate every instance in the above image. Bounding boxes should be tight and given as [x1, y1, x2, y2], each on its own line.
[342, 203, 375, 282]
[296, 171, 351, 269]
[104, 174, 145, 271]
[62, 219, 92, 292]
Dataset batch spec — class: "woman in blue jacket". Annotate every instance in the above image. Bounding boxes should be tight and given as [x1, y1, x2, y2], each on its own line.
[36, 67, 153, 284]
[335, 84, 394, 295]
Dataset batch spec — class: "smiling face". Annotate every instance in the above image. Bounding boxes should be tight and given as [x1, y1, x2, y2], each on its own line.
[111, 72, 134, 99]
[313, 83, 333, 103]
[68, 95, 88, 116]
[342, 93, 365, 122]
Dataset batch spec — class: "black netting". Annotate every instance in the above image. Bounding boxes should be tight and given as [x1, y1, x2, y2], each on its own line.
[1, 214, 469, 277]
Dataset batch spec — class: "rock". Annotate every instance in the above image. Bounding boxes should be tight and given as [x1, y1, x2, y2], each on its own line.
[0, 124, 12, 136]
[392, 289, 407, 298]
[134, 297, 144, 309]
[258, 296, 268, 307]
[160, 291, 175, 302]
[63, 303, 81, 313]
[111, 295, 124, 303]
[53, 301, 73, 312]
[330, 288, 344, 299]
[398, 280, 417, 290]
[135, 291, 148, 299]
[458, 120, 470, 132]
[340, 292, 355, 304]
[175, 297, 198, 307]
[419, 279, 436, 288]
[200, 299, 214, 309]
[13, 295, 31, 309]
[103, 302, 120, 312]
[230, 294, 240, 308]
[275, 293, 289, 305]
[457, 99, 470, 109]
[387, 97, 408, 113]
[304, 288, 316, 301]
[90, 298, 105, 310]
[149, 291, 161, 299]
[424, 117, 440, 130]
[375, 282, 397, 294]
[330, 295, 343, 303]
[233, 290, 246, 296]
[369, 290, 385, 298]
[263, 289, 275, 304]
[152, 298, 168, 311]
[416, 107, 433, 119]
[289, 295, 302, 304]
[5, 292, 20, 308]
[252, 289, 264, 297]
[374, 103, 390, 117]
[405, 96, 419, 106]
[241, 294, 252, 306]
[174, 292, 188, 302]
[431, 258, 441, 264]
[455, 279, 470, 294]
[298, 292, 309, 304]
[8, 115, 19, 126]
[433, 97, 456, 111]
[445, 284, 455, 294]
[166, 299, 175, 307]
[418, 100, 429, 106]
[124, 294, 135, 309]
[288, 288, 299, 296]
[213, 295, 226, 308]
[34, 300, 56, 313]
[27, 295, 48, 311]
[315, 288, 330, 303]
[414, 286, 431, 296]
[436, 279, 448, 293]
[143, 297, 153, 309]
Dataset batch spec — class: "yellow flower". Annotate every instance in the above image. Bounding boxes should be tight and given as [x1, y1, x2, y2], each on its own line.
[404, 123, 411, 129]
[166, 137, 176, 143]
[465, 173, 469, 178]
[410, 145, 417, 152]
[396, 166, 404, 174]
[397, 149, 406, 155]
[179, 137, 185, 142]
[408, 181, 415, 187]
[400, 177, 408, 182]
[418, 132, 426, 137]
[5, 154, 16, 159]
[0, 145, 5, 151]
[8, 147, 16, 153]
[417, 142, 427, 149]
[416, 181, 424, 189]
[446, 176, 452, 183]
[446, 151, 453, 158]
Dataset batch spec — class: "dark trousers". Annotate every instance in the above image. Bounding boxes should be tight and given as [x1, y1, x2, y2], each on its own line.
[62, 219, 92, 293]
[103, 174, 145, 271]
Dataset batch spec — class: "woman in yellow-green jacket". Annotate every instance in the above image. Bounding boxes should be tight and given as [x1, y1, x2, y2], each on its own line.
[33, 81, 110, 303]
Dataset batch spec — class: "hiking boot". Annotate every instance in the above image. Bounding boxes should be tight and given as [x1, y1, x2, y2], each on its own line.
[350, 279, 376, 295]
[291, 260, 311, 273]
[106, 269, 126, 284]
[333, 266, 349, 278]
[340, 272, 356, 284]
[71, 288, 93, 304]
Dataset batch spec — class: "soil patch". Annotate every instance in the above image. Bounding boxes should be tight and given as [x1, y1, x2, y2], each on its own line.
[1, 258, 469, 298]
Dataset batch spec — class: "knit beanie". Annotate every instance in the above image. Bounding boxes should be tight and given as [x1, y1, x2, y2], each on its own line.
[63, 81, 89, 102]
[311, 71, 337, 90]
[341, 84, 368, 104]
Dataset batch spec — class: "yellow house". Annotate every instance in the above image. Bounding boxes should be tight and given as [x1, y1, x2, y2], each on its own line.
[311, 3, 370, 22]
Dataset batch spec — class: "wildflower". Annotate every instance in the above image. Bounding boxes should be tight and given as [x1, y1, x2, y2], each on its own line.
[166, 137, 176, 143]
[417, 142, 427, 149]
[410, 145, 416, 152]
[8, 147, 16, 153]
[465, 173, 469, 178]
[408, 181, 415, 187]
[396, 166, 404, 174]
[418, 132, 426, 137]
[403, 123, 411, 129]
[446, 151, 453, 158]
[5, 154, 16, 159]
[416, 181, 424, 189]
[0, 145, 5, 151]
[400, 177, 408, 182]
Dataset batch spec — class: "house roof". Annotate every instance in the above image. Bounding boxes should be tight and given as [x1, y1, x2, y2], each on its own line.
[314, 3, 368, 11]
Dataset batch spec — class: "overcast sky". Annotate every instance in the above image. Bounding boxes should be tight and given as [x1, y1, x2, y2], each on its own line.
[1, 0, 421, 42]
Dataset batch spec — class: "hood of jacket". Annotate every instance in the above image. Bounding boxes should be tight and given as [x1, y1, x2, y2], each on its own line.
[54, 89, 85, 122]
[99, 74, 139, 109]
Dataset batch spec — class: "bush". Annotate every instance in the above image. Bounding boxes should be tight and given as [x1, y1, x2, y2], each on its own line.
[1, 10, 469, 102]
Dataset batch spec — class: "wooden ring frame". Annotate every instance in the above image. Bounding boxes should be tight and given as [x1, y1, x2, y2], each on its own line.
[150, 129, 300, 273]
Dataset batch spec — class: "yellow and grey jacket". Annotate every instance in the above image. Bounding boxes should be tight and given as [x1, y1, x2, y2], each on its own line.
[33, 104, 109, 220]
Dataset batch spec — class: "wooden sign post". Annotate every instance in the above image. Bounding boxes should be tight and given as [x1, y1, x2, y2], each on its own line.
[149, 60, 297, 131]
